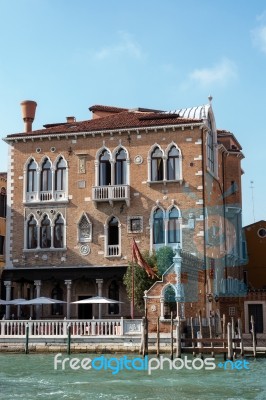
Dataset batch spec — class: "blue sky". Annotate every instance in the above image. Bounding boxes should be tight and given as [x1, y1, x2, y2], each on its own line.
[0, 0, 265, 226]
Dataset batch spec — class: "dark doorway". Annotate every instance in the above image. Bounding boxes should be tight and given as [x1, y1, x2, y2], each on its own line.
[248, 304, 263, 333]
[78, 296, 92, 319]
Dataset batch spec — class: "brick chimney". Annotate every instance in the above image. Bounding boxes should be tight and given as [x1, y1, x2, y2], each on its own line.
[20, 100, 37, 132]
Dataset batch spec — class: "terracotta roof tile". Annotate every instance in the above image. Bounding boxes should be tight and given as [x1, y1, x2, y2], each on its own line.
[6, 110, 203, 139]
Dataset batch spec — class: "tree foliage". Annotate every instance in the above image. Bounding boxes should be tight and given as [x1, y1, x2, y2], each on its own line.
[123, 247, 174, 312]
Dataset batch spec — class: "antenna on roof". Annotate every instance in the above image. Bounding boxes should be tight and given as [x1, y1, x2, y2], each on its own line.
[208, 95, 213, 104]
[250, 180, 256, 223]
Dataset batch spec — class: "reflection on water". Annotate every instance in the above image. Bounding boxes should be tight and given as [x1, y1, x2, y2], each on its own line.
[0, 353, 266, 400]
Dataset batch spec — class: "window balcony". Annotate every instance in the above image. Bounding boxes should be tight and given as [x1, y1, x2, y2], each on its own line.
[92, 185, 130, 207]
[25, 190, 68, 204]
[106, 244, 120, 257]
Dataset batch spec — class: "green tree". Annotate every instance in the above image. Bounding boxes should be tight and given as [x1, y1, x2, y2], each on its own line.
[123, 247, 174, 312]
[123, 250, 157, 312]
[156, 246, 175, 276]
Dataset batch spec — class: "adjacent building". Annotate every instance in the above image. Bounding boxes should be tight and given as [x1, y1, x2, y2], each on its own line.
[2, 99, 246, 322]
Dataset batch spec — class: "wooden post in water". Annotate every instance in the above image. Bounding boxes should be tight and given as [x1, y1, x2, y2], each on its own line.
[176, 316, 181, 358]
[251, 315, 257, 358]
[170, 312, 174, 360]
[238, 318, 244, 357]
[222, 314, 226, 361]
[227, 322, 233, 360]
[190, 316, 195, 357]
[140, 317, 145, 355]
[208, 317, 214, 358]
[156, 316, 160, 358]
[25, 323, 29, 354]
[198, 310, 203, 359]
[67, 323, 71, 355]
[143, 316, 149, 357]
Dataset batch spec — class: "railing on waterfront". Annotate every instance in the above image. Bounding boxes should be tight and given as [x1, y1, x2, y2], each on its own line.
[0, 318, 142, 337]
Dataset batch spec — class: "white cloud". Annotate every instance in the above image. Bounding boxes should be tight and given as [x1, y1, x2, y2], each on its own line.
[251, 25, 266, 54]
[188, 58, 237, 87]
[94, 31, 143, 61]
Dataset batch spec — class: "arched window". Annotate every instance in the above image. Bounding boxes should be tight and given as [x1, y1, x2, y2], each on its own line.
[115, 148, 127, 185]
[0, 187, 6, 218]
[51, 284, 63, 315]
[168, 207, 180, 244]
[27, 216, 37, 249]
[55, 157, 67, 191]
[41, 158, 52, 191]
[153, 208, 164, 244]
[108, 280, 119, 314]
[151, 147, 163, 181]
[167, 146, 180, 180]
[27, 159, 37, 192]
[99, 149, 111, 186]
[78, 213, 92, 243]
[107, 216, 120, 256]
[163, 285, 176, 319]
[40, 215, 51, 248]
[54, 214, 64, 248]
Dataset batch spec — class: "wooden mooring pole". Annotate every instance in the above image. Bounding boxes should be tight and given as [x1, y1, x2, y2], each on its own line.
[208, 317, 214, 358]
[156, 316, 160, 358]
[227, 322, 233, 361]
[190, 316, 195, 357]
[238, 317, 244, 357]
[25, 323, 29, 354]
[176, 316, 181, 358]
[170, 312, 174, 360]
[251, 315, 257, 358]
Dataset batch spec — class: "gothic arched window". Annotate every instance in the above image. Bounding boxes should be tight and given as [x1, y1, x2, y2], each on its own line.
[54, 214, 64, 248]
[99, 149, 111, 186]
[153, 208, 164, 244]
[167, 146, 180, 180]
[27, 159, 37, 192]
[115, 148, 127, 185]
[27, 215, 37, 249]
[55, 157, 67, 191]
[40, 215, 51, 248]
[151, 147, 163, 181]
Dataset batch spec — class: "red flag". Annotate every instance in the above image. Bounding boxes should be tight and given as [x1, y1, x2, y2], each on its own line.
[132, 239, 157, 279]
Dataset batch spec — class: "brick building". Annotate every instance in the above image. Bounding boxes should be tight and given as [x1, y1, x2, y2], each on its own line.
[0, 173, 7, 304]
[2, 98, 246, 321]
[241, 220, 266, 334]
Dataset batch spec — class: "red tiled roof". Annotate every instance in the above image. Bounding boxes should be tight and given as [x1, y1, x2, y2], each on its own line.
[89, 105, 128, 112]
[6, 110, 202, 139]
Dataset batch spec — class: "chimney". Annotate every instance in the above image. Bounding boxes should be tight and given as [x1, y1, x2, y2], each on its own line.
[66, 116, 76, 123]
[20, 100, 37, 132]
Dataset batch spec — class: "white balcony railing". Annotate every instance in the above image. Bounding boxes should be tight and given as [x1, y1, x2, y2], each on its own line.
[25, 190, 68, 203]
[92, 185, 130, 206]
[107, 245, 120, 257]
[0, 318, 142, 337]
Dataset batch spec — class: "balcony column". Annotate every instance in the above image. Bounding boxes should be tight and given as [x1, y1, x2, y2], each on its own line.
[51, 167, 55, 200]
[34, 280, 42, 319]
[96, 279, 103, 319]
[64, 280, 72, 319]
[110, 160, 115, 186]
[4, 281, 12, 319]
[36, 167, 40, 201]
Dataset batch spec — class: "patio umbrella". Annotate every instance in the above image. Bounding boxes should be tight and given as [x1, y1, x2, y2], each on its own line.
[5, 298, 27, 305]
[71, 296, 123, 304]
[18, 296, 66, 305]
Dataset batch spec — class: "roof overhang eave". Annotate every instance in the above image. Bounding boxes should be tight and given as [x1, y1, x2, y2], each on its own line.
[3, 122, 203, 143]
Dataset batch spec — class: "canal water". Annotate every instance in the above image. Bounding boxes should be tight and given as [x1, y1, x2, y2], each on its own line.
[0, 353, 265, 399]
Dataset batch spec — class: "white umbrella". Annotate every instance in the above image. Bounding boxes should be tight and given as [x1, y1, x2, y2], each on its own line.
[71, 296, 123, 304]
[6, 298, 27, 305]
[18, 296, 66, 305]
